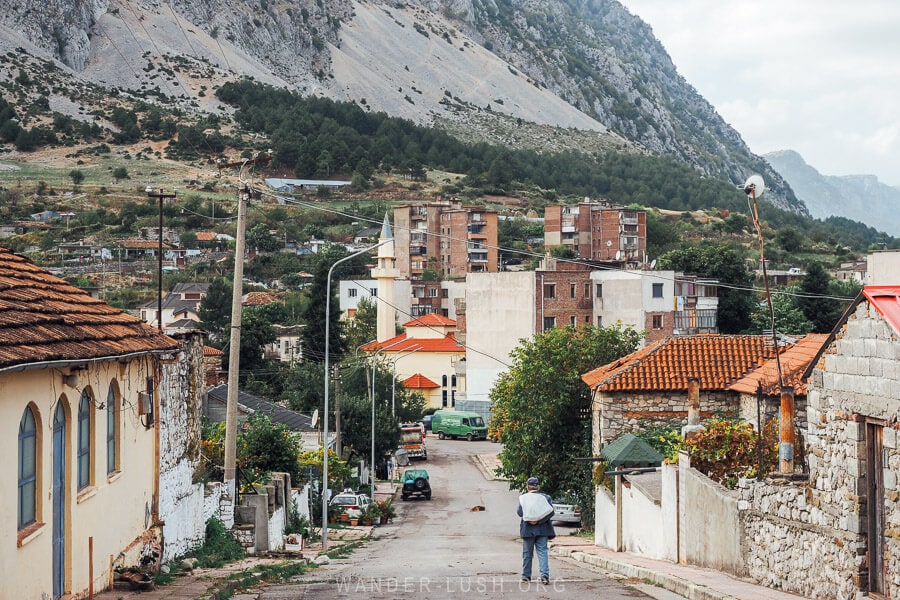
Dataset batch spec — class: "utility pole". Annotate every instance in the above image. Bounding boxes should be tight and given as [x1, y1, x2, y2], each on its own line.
[333, 364, 342, 455]
[222, 153, 270, 501]
[146, 188, 176, 331]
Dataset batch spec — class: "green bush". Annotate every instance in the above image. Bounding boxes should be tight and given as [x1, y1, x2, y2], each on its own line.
[188, 517, 244, 568]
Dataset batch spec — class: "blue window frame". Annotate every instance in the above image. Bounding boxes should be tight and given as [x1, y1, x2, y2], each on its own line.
[18, 407, 37, 529]
[78, 391, 91, 489]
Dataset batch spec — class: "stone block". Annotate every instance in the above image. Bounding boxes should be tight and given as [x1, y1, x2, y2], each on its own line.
[884, 428, 897, 450]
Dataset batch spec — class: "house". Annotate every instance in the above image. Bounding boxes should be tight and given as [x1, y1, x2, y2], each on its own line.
[363, 314, 466, 411]
[139, 282, 209, 328]
[264, 324, 304, 364]
[544, 200, 646, 269]
[0, 246, 206, 598]
[581, 334, 778, 446]
[264, 178, 352, 193]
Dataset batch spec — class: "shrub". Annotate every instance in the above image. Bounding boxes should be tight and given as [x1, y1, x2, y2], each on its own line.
[187, 517, 244, 568]
[683, 418, 779, 488]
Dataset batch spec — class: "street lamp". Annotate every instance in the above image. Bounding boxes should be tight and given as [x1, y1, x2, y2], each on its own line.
[322, 239, 389, 551]
[369, 338, 405, 503]
[391, 345, 422, 417]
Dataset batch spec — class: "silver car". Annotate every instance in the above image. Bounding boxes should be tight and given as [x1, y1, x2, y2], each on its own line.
[551, 499, 582, 525]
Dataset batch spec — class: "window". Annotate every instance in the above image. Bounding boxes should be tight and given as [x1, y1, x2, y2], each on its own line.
[429, 288, 438, 298]
[18, 406, 37, 530]
[370, 288, 377, 297]
[442, 390, 448, 407]
[570, 315, 577, 326]
[543, 284, 556, 299]
[543, 316, 556, 330]
[652, 283, 664, 298]
[442, 289, 448, 298]
[348, 288, 357, 298]
[595, 284, 603, 298]
[107, 384, 118, 475]
[652, 315, 664, 329]
[570, 283, 576, 298]
[78, 390, 91, 490]
[584, 283, 591, 298]
[597, 316, 603, 327]
[451, 375, 457, 387]
[442, 374, 448, 387]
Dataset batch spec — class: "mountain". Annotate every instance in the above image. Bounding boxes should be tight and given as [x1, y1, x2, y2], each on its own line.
[765, 150, 900, 237]
[0, 0, 801, 212]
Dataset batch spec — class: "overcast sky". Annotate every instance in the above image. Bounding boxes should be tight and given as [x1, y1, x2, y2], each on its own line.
[617, 0, 900, 187]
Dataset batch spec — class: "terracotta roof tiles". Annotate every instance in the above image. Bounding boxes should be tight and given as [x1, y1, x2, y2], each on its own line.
[0, 247, 178, 370]
[403, 373, 440, 389]
[362, 333, 464, 353]
[582, 334, 776, 392]
[402, 313, 456, 327]
[728, 334, 828, 396]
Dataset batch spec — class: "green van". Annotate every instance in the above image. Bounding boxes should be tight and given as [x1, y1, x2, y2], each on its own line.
[431, 410, 488, 441]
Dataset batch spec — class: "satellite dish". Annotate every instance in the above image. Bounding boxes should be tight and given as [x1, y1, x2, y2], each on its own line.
[310, 409, 319, 428]
[615, 250, 623, 260]
[742, 174, 766, 198]
[650, 259, 657, 270]
[606, 240, 613, 247]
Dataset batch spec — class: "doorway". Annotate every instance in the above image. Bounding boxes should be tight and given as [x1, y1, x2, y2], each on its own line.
[52, 403, 66, 599]
[865, 422, 885, 597]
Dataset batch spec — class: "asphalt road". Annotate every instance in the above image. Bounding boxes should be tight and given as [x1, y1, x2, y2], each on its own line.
[260, 437, 665, 599]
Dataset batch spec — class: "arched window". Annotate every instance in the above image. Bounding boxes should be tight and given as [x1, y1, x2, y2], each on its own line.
[77, 391, 91, 489]
[18, 407, 37, 529]
[106, 383, 118, 475]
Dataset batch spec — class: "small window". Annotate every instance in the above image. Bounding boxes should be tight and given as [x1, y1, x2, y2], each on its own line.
[107, 384, 118, 475]
[652, 283, 664, 298]
[570, 283, 576, 298]
[370, 288, 377, 297]
[584, 283, 591, 298]
[18, 406, 37, 530]
[348, 288, 357, 298]
[543, 284, 556, 299]
[570, 315, 577, 326]
[442, 289, 449, 298]
[652, 315, 663, 329]
[597, 316, 603, 327]
[429, 288, 438, 298]
[78, 390, 91, 490]
[543, 316, 556, 330]
[595, 284, 603, 298]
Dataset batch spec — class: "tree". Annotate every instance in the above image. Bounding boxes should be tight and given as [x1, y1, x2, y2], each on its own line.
[658, 243, 755, 333]
[69, 169, 85, 186]
[220, 306, 278, 375]
[247, 223, 282, 253]
[491, 324, 642, 522]
[237, 413, 302, 483]
[343, 297, 377, 352]
[337, 396, 400, 464]
[180, 231, 198, 249]
[199, 278, 233, 341]
[797, 261, 846, 333]
[112, 166, 129, 183]
[744, 286, 814, 335]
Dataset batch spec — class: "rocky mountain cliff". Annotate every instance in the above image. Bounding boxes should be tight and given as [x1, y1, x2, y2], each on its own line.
[0, 0, 801, 212]
[765, 150, 900, 237]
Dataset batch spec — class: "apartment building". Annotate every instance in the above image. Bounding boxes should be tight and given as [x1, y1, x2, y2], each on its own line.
[544, 200, 646, 268]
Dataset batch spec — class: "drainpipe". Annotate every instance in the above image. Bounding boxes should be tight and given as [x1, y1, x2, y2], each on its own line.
[779, 386, 795, 474]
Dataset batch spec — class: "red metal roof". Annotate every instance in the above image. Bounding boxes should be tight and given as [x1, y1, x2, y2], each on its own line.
[363, 333, 464, 353]
[403, 373, 440, 389]
[727, 334, 828, 396]
[863, 286, 900, 336]
[581, 334, 776, 392]
[402, 313, 457, 327]
[0, 247, 178, 370]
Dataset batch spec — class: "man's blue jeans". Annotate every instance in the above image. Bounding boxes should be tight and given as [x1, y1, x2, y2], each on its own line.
[521, 536, 549, 579]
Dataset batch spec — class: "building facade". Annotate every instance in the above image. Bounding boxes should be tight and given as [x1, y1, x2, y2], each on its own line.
[544, 200, 646, 268]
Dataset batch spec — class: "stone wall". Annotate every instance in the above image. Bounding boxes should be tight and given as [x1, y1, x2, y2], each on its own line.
[596, 389, 735, 444]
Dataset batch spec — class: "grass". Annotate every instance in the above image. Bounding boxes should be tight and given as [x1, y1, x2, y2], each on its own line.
[324, 539, 365, 560]
[227, 560, 313, 591]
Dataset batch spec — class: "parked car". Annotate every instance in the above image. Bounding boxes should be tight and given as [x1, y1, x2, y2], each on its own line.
[400, 468, 432, 501]
[431, 409, 488, 441]
[330, 490, 371, 518]
[551, 498, 581, 525]
[420, 414, 433, 431]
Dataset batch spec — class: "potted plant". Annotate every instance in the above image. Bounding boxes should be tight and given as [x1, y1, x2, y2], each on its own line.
[375, 498, 396, 524]
[361, 505, 376, 527]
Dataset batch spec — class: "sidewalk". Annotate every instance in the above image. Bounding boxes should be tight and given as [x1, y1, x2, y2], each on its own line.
[550, 536, 810, 600]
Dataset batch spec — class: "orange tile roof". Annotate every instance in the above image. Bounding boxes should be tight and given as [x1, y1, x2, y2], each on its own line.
[363, 333, 464, 353]
[242, 291, 280, 306]
[118, 239, 173, 249]
[402, 313, 457, 327]
[0, 247, 178, 370]
[203, 346, 224, 356]
[403, 373, 440, 389]
[581, 334, 776, 392]
[728, 334, 828, 396]
[195, 232, 217, 241]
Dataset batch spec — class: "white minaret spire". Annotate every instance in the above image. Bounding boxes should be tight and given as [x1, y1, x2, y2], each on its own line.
[371, 212, 399, 342]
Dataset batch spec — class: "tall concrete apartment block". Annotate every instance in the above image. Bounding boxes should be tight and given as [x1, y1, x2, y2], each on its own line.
[544, 200, 647, 267]
[394, 201, 498, 281]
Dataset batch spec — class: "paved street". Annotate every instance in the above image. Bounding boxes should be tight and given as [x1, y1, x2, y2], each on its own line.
[264, 437, 660, 599]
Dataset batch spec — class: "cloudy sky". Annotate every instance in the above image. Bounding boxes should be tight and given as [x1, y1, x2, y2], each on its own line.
[617, 0, 900, 186]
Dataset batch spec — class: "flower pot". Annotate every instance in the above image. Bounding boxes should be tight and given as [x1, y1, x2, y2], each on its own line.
[363, 519, 373, 526]
[340, 513, 349, 523]
[380, 515, 389, 525]
[350, 518, 359, 526]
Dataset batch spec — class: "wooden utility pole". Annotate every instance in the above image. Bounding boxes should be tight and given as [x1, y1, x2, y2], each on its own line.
[146, 188, 176, 330]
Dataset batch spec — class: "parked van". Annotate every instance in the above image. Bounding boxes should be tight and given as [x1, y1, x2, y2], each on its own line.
[431, 410, 488, 441]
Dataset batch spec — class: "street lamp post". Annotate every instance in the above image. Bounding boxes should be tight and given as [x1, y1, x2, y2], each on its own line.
[391, 346, 422, 417]
[322, 239, 389, 551]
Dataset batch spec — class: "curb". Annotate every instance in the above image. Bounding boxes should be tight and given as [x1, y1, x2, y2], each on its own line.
[551, 545, 737, 600]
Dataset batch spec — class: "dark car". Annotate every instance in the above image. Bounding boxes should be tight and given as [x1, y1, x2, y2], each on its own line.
[400, 468, 432, 501]
[420, 414, 433, 431]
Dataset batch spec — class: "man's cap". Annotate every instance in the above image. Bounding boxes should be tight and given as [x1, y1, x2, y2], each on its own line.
[526, 477, 539, 486]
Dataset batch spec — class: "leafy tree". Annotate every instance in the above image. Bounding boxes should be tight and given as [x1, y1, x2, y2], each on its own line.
[337, 396, 400, 464]
[774, 226, 803, 253]
[112, 166, 129, 183]
[220, 306, 278, 375]
[342, 297, 377, 352]
[199, 278, 233, 341]
[491, 324, 642, 523]
[247, 223, 282, 252]
[797, 262, 845, 333]
[180, 231, 198, 248]
[658, 243, 755, 334]
[237, 413, 303, 483]
[69, 169, 85, 185]
[744, 287, 814, 335]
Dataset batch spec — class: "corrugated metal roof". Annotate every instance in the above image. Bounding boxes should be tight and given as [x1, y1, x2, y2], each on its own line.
[0, 247, 178, 370]
[864, 286, 900, 336]
[207, 384, 314, 431]
[581, 334, 775, 392]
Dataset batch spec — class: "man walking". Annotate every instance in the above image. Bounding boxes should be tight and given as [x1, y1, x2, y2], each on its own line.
[517, 476, 556, 584]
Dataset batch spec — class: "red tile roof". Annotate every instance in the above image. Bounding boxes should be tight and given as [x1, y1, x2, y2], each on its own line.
[728, 334, 827, 396]
[864, 286, 900, 336]
[581, 334, 776, 392]
[0, 247, 178, 370]
[402, 313, 456, 327]
[195, 232, 217, 241]
[242, 291, 280, 306]
[403, 373, 440, 389]
[363, 333, 464, 353]
[118, 239, 173, 249]
[203, 346, 224, 356]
